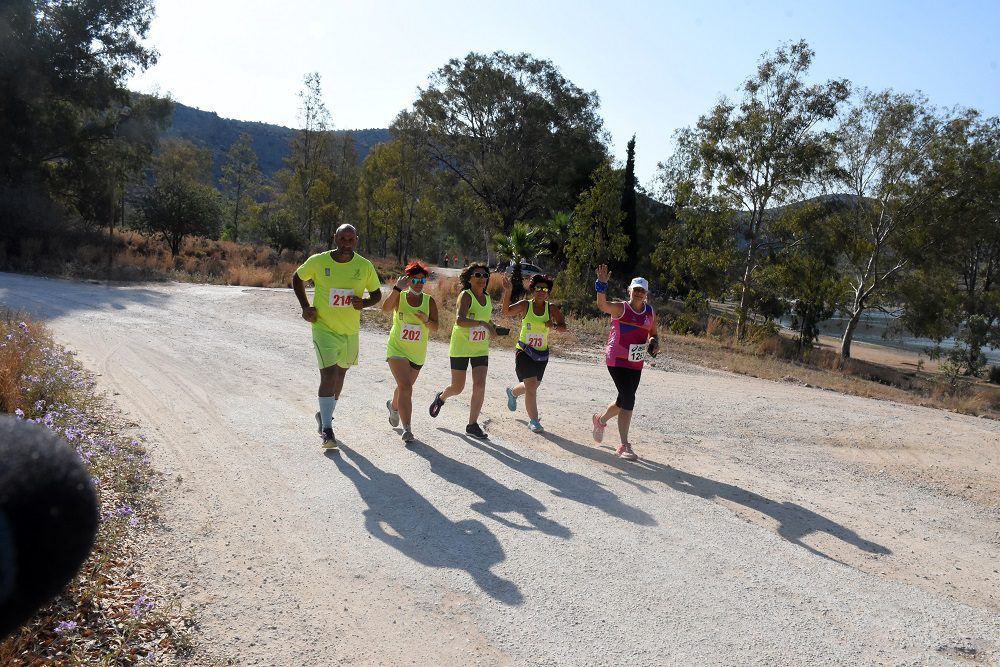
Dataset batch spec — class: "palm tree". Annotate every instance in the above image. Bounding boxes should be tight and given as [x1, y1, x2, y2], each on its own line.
[493, 222, 544, 300]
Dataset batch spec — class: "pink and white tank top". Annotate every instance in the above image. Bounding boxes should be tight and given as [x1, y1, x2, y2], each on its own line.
[605, 302, 654, 370]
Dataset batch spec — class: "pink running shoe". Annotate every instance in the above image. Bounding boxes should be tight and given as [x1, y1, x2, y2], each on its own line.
[592, 414, 606, 443]
[616, 443, 638, 461]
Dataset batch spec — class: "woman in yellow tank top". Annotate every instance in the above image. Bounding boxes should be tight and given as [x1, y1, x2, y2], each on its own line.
[428, 263, 500, 439]
[382, 261, 439, 443]
[500, 273, 566, 432]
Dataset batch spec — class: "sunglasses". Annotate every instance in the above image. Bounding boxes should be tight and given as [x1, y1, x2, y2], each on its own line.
[471, 272, 490, 279]
[410, 278, 427, 284]
[534, 286, 550, 292]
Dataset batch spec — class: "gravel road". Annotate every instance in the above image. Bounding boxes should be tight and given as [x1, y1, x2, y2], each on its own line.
[2, 273, 998, 666]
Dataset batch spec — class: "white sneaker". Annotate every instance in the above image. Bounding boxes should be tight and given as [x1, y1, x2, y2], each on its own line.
[386, 400, 399, 427]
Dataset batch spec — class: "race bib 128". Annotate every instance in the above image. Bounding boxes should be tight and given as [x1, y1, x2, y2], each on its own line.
[627, 343, 648, 363]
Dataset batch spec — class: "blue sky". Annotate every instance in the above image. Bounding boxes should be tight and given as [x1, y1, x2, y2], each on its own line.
[128, 0, 1000, 189]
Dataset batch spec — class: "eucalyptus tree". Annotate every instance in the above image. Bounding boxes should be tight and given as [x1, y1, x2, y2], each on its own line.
[220, 133, 262, 241]
[357, 124, 440, 263]
[407, 51, 608, 235]
[829, 89, 940, 360]
[901, 113, 1000, 376]
[660, 40, 849, 339]
[287, 72, 334, 249]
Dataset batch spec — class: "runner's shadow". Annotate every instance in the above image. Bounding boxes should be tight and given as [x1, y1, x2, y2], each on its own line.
[536, 431, 891, 562]
[328, 445, 523, 605]
[659, 466, 892, 562]
[440, 429, 656, 527]
[408, 441, 571, 539]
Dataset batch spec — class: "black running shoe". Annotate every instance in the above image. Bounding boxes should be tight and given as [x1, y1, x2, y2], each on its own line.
[465, 422, 488, 439]
[429, 392, 444, 418]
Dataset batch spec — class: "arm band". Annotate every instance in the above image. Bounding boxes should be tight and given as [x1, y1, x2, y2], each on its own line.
[595, 281, 608, 294]
[392, 286, 402, 292]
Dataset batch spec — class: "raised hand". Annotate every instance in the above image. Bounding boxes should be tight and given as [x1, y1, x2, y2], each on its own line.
[501, 274, 513, 292]
[395, 274, 409, 291]
[596, 264, 611, 283]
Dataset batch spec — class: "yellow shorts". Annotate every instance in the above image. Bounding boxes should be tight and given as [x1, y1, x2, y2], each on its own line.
[312, 327, 359, 369]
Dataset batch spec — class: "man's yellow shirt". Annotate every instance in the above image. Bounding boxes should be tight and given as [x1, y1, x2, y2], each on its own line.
[296, 251, 381, 335]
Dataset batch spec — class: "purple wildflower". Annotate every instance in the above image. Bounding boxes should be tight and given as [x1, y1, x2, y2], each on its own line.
[54, 620, 77, 634]
[132, 594, 154, 618]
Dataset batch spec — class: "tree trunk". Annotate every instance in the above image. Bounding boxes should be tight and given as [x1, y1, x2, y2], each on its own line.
[735, 244, 755, 340]
[840, 309, 862, 360]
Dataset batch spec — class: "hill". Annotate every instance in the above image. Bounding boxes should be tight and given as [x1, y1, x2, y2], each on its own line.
[163, 101, 391, 180]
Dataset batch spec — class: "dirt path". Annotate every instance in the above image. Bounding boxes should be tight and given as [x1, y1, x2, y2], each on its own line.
[2, 273, 998, 666]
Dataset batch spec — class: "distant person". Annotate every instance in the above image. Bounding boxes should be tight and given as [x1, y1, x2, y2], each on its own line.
[453, 255, 459, 266]
[500, 273, 566, 432]
[292, 224, 382, 449]
[383, 261, 439, 443]
[591, 264, 658, 461]
[442, 254, 449, 268]
[429, 263, 499, 439]
[464, 256, 469, 266]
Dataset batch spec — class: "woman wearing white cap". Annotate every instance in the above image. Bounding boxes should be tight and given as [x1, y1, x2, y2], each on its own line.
[591, 264, 659, 460]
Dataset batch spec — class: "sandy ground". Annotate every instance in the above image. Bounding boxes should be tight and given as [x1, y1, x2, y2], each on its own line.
[2, 272, 998, 666]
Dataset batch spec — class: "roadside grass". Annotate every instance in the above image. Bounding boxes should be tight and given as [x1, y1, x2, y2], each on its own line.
[650, 326, 1000, 418]
[0, 310, 195, 665]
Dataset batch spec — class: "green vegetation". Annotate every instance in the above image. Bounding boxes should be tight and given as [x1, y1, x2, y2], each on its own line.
[2, 2, 998, 378]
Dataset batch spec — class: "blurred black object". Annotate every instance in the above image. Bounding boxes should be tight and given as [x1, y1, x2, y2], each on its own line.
[494, 326, 511, 336]
[0, 417, 99, 639]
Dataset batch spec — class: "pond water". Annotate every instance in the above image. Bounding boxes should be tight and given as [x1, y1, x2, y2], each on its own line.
[780, 311, 1000, 365]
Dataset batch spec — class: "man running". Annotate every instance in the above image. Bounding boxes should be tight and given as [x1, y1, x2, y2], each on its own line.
[292, 224, 382, 449]
[592, 264, 659, 461]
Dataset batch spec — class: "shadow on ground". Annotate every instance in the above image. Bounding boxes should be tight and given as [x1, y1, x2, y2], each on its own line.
[537, 430, 891, 562]
[409, 440, 571, 539]
[329, 445, 524, 605]
[0, 271, 169, 321]
[441, 428, 657, 527]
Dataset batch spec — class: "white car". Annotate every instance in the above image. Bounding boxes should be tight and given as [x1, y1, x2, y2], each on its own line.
[503, 261, 547, 276]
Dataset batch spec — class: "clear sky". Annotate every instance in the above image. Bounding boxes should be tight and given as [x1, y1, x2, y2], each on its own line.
[127, 0, 1000, 190]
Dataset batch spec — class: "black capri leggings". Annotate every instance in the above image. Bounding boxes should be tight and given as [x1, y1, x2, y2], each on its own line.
[607, 366, 642, 410]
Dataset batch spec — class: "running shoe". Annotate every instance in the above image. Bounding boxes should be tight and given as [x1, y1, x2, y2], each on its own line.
[316, 412, 337, 450]
[505, 386, 517, 412]
[386, 400, 400, 427]
[429, 392, 444, 418]
[528, 418, 543, 432]
[592, 414, 606, 443]
[616, 442, 638, 461]
[465, 423, 489, 439]
[401, 429, 415, 444]
[321, 428, 338, 450]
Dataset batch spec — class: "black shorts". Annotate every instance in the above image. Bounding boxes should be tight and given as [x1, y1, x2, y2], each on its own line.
[386, 356, 422, 370]
[450, 355, 489, 371]
[515, 349, 548, 382]
[607, 365, 642, 410]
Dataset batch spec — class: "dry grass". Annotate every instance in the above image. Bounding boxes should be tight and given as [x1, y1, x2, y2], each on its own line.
[0, 311, 195, 664]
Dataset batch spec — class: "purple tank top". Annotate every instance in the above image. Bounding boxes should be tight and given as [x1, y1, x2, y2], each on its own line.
[605, 303, 654, 370]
